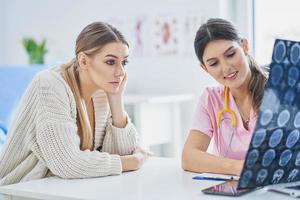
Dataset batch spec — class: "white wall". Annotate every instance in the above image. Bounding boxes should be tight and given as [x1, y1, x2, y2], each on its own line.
[0, 0, 5, 62]
[0, 0, 219, 65]
[0, 0, 253, 156]
[218, 0, 254, 52]
[0, 0, 220, 87]
[254, 0, 300, 65]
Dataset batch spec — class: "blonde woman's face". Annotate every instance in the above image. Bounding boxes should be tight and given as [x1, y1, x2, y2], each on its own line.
[85, 42, 129, 93]
[201, 39, 250, 89]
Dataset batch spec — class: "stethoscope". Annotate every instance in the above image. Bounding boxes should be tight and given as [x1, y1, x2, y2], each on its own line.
[216, 86, 237, 157]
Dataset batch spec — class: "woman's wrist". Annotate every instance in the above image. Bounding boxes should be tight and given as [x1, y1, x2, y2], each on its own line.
[107, 95, 127, 128]
[111, 109, 127, 128]
[121, 155, 139, 172]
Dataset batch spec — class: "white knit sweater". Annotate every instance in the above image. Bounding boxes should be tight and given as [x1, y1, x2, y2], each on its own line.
[0, 68, 138, 186]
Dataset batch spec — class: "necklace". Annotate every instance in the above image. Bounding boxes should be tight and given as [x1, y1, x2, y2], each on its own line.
[239, 110, 250, 130]
[243, 118, 250, 130]
[233, 96, 251, 130]
[234, 100, 250, 130]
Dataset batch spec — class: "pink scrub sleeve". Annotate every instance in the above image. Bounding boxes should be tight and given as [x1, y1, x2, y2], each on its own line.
[191, 89, 214, 138]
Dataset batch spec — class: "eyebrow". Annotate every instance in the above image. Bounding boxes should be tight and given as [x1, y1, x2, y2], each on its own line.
[205, 46, 235, 63]
[105, 54, 129, 59]
[224, 46, 234, 54]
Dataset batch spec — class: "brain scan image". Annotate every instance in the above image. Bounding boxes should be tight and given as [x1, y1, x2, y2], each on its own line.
[286, 129, 300, 148]
[269, 129, 283, 148]
[252, 129, 267, 148]
[273, 40, 286, 63]
[272, 169, 285, 184]
[283, 89, 295, 105]
[260, 89, 281, 111]
[239, 39, 300, 189]
[279, 149, 293, 167]
[277, 109, 290, 127]
[290, 43, 300, 65]
[270, 64, 284, 86]
[260, 109, 273, 126]
[246, 149, 259, 168]
[294, 112, 300, 128]
[262, 149, 276, 167]
[288, 67, 299, 87]
[239, 170, 253, 188]
[287, 169, 299, 182]
[256, 169, 268, 185]
[295, 152, 300, 166]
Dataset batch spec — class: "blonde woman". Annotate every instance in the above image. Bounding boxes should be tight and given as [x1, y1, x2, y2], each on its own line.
[0, 22, 149, 186]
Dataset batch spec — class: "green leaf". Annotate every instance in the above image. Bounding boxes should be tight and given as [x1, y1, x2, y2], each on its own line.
[21, 37, 48, 64]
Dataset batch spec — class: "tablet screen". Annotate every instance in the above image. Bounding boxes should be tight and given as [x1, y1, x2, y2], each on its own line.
[202, 180, 253, 196]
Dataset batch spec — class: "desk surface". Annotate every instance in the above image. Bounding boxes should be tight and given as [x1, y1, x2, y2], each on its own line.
[0, 157, 292, 200]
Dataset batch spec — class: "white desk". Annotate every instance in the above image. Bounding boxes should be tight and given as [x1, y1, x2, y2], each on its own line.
[0, 157, 293, 200]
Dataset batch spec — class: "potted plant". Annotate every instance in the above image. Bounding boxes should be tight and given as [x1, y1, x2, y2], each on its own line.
[22, 37, 48, 64]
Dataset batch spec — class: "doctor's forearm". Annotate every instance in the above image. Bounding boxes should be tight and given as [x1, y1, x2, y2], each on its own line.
[182, 148, 244, 176]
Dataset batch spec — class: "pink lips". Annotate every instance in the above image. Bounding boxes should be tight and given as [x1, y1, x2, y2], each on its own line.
[110, 82, 120, 87]
[224, 71, 238, 80]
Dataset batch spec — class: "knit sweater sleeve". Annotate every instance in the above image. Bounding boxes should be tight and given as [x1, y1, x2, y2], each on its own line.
[34, 72, 122, 179]
[101, 114, 138, 155]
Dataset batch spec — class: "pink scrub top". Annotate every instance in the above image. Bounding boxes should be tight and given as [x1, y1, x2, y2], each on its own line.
[191, 86, 257, 160]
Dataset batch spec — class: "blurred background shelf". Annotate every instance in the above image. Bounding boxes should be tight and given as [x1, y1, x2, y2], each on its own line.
[125, 94, 193, 158]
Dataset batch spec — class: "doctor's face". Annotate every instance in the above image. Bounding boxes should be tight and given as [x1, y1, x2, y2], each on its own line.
[201, 39, 251, 89]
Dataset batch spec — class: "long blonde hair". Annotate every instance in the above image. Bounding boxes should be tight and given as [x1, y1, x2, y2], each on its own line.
[61, 22, 128, 150]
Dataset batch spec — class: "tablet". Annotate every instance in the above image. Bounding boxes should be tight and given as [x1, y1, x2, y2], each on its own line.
[202, 180, 255, 196]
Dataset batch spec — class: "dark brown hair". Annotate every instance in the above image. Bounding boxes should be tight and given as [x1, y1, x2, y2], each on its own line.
[194, 18, 267, 112]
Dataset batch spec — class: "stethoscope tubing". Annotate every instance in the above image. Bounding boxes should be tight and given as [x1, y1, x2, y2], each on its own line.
[216, 87, 238, 157]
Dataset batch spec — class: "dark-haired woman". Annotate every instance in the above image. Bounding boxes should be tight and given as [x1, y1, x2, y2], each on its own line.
[182, 18, 267, 176]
